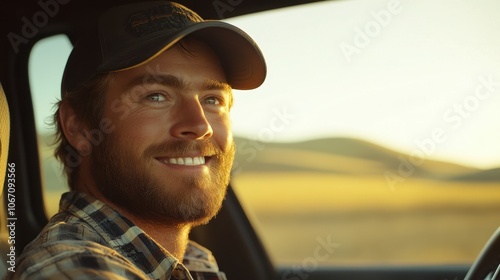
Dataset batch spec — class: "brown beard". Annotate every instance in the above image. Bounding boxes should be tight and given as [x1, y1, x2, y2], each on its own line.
[90, 132, 235, 226]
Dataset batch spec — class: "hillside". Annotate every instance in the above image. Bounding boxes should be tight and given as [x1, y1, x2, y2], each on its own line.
[233, 136, 499, 181]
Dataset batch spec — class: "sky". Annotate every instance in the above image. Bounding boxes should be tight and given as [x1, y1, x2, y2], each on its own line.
[29, 0, 500, 169]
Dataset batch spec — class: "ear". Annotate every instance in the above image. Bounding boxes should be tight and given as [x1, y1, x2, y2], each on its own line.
[59, 101, 92, 155]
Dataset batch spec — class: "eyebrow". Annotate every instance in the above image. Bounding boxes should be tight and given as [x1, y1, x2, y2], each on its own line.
[202, 79, 232, 92]
[124, 74, 232, 93]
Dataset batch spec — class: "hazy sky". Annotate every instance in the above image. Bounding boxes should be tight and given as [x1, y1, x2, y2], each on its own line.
[30, 0, 500, 169]
[226, 0, 500, 169]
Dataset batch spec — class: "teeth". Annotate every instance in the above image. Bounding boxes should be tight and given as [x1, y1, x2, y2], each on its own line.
[165, 157, 205, 166]
[193, 157, 202, 165]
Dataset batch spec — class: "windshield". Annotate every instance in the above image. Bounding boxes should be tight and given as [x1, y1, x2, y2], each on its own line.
[30, 0, 500, 267]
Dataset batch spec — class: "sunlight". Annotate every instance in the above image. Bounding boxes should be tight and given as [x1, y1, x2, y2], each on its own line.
[226, 0, 500, 169]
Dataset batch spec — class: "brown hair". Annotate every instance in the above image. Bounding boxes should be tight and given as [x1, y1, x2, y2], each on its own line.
[53, 73, 111, 189]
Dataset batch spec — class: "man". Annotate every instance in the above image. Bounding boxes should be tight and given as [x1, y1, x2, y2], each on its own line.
[7, 2, 265, 279]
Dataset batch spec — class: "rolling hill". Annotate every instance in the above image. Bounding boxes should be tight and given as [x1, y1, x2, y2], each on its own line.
[233, 136, 499, 181]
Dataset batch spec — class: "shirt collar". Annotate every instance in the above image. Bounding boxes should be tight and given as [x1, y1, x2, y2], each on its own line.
[60, 191, 178, 278]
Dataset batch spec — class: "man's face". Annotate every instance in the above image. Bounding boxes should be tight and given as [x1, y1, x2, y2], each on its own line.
[90, 39, 235, 226]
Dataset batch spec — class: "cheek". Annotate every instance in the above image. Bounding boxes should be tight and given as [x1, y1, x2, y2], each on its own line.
[211, 116, 233, 149]
[111, 111, 169, 148]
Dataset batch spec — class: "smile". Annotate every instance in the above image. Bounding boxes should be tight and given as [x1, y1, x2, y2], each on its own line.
[160, 156, 206, 166]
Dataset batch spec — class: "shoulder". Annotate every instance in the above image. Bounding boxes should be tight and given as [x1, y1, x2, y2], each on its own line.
[5, 240, 146, 279]
[5, 211, 146, 279]
[27, 210, 107, 246]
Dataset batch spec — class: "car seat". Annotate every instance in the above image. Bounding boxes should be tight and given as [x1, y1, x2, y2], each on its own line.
[0, 83, 11, 276]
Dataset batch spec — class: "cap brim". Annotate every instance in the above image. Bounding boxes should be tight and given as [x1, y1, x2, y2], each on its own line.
[98, 21, 266, 90]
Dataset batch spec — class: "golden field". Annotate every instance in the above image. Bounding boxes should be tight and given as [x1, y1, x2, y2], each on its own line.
[232, 172, 500, 266]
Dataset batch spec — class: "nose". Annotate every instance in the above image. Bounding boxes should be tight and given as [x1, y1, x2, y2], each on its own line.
[170, 98, 213, 140]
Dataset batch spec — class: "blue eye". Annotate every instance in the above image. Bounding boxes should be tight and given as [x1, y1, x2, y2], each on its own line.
[147, 93, 166, 103]
[205, 96, 221, 105]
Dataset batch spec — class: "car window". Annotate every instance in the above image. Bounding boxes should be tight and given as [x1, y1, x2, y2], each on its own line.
[29, 34, 72, 215]
[29, 0, 500, 268]
[224, 0, 500, 266]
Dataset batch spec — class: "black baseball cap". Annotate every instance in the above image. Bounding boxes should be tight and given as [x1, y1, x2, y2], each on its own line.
[61, 1, 266, 94]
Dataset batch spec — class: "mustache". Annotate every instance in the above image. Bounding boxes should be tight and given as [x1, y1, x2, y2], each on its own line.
[143, 139, 223, 158]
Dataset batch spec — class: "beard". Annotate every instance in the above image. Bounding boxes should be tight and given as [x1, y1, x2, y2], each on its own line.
[90, 133, 235, 226]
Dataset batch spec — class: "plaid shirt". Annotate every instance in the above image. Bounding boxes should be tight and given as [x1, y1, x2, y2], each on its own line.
[6, 192, 227, 280]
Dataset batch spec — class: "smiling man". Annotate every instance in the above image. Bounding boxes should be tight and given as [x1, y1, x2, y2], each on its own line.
[6, 2, 265, 279]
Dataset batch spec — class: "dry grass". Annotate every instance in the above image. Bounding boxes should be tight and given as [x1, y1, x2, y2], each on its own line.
[232, 172, 500, 266]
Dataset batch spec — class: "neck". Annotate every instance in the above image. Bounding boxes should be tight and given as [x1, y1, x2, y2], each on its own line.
[105, 198, 192, 260]
[103, 199, 193, 261]
[126, 214, 192, 261]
